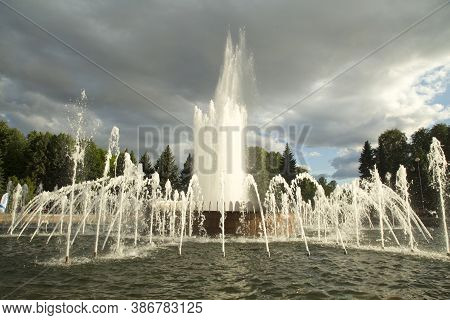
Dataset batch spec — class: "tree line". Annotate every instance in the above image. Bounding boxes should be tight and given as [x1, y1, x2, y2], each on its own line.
[247, 144, 336, 203]
[358, 123, 449, 221]
[0, 121, 337, 204]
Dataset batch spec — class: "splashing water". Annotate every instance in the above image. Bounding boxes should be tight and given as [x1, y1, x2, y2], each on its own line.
[6, 142, 448, 261]
[65, 90, 88, 263]
[3, 34, 450, 264]
[94, 126, 120, 256]
[428, 137, 449, 255]
[193, 30, 252, 204]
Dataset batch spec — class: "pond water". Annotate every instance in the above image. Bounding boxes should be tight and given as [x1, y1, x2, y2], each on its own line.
[0, 235, 448, 299]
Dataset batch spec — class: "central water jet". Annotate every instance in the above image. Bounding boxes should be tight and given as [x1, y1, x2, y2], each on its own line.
[193, 31, 252, 204]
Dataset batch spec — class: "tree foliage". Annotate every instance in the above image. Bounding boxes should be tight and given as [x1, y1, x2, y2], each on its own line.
[180, 153, 193, 192]
[115, 149, 136, 177]
[0, 121, 27, 180]
[247, 146, 270, 201]
[155, 145, 180, 189]
[0, 121, 341, 208]
[359, 123, 449, 221]
[139, 152, 155, 179]
[46, 133, 74, 189]
[279, 143, 297, 184]
[0, 152, 4, 194]
[83, 140, 106, 181]
[358, 141, 376, 179]
[376, 129, 409, 185]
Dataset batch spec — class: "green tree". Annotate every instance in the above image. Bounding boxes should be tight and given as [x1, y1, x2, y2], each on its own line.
[294, 166, 318, 203]
[318, 176, 337, 196]
[129, 150, 137, 164]
[139, 152, 155, 179]
[247, 146, 270, 201]
[115, 150, 125, 176]
[409, 127, 435, 217]
[279, 143, 297, 184]
[25, 131, 52, 189]
[267, 151, 282, 179]
[359, 141, 376, 180]
[180, 153, 193, 192]
[155, 145, 180, 189]
[430, 123, 449, 159]
[376, 129, 409, 184]
[46, 133, 74, 190]
[82, 140, 106, 181]
[0, 152, 4, 194]
[21, 177, 36, 204]
[108, 154, 119, 177]
[0, 121, 27, 180]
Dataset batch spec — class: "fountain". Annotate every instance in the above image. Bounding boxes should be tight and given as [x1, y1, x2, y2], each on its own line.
[193, 31, 250, 205]
[65, 90, 87, 263]
[1, 33, 449, 268]
[428, 137, 449, 255]
[95, 126, 120, 256]
[8, 183, 22, 235]
[396, 165, 414, 252]
[2, 135, 448, 264]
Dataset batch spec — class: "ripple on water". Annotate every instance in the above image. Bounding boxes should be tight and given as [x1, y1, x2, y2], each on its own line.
[0, 237, 448, 299]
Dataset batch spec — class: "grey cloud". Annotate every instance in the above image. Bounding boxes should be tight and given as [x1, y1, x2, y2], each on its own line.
[0, 0, 449, 156]
[331, 150, 360, 179]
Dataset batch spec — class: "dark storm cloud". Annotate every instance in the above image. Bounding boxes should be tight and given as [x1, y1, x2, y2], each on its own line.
[1, 0, 449, 176]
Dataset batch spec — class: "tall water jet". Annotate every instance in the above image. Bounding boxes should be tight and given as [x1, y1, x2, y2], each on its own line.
[396, 165, 414, 251]
[219, 173, 226, 257]
[351, 180, 360, 247]
[281, 193, 290, 238]
[149, 172, 160, 244]
[8, 184, 22, 235]
[295, 188, 310, 256]
[163, 180, 172, 237]
[65, 90, 87, 263]
[427, 137, 449, 255]
[116, 153, 134, 252]
[178, 192, 188, 255]
[134, 164, 145, 246]
[194, 30, 253, 204]
[372, 166, 385, 249]
[95, 126, 120, 257]
[245, 175, 270, 256]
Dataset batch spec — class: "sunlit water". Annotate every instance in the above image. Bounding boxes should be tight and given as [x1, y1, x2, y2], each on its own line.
[0, 235, 448, 299]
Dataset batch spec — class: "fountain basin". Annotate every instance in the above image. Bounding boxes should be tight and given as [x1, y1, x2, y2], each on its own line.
[0, 236, 448, 299]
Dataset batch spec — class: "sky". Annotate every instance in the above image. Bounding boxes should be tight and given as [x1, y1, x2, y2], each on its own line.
[0, 0, 449, 181]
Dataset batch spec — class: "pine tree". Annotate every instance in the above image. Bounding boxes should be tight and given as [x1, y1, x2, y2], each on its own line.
[129, 150, 137, 164]
[358, 141, 376, 180]
[139, 152, 155, 179]
[180, 153, 193, 192]
[279, 143, 297, 184]
[155, 145, 180, 189]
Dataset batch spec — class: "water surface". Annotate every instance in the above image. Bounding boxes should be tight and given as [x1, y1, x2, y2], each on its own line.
[0, 236, 448, 299]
